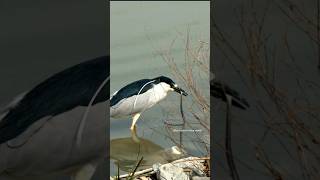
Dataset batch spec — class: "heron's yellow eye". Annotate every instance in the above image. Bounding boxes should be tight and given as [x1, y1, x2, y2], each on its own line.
[174, 84, 178, 88]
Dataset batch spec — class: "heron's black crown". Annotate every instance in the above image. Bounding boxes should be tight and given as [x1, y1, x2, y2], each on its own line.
[153, 76, 176, 88]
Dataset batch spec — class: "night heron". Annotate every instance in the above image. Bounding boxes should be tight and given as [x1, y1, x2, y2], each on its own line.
[0, 56, 109, 180]
[110, 76, 188, 131]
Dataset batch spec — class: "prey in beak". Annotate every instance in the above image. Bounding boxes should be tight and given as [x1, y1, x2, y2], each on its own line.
[173, 86, 188, 96]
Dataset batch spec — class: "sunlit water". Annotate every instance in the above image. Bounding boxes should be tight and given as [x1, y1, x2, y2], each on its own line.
[110, 1, 210, 176]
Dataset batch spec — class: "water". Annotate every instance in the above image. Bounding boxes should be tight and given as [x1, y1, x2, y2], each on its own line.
[110, 1, 210, 176]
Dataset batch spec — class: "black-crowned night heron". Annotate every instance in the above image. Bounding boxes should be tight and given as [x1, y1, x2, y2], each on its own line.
[0, 56, 109, 180]
[110, 76, 187, 131]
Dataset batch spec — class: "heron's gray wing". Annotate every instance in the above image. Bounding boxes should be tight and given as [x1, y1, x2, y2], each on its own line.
[0, 92, 29, 147]
[110, 89, 155, 118]
[0, 102, 107, 179]
[6, 116, 52, 148]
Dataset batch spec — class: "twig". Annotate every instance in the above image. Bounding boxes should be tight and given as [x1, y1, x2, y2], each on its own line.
[123, 157, 144, 180]
[118, 168, 154, 179]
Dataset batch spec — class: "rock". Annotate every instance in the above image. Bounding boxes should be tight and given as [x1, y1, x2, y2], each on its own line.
[139, 176, 152, 180]
[158, 163, 190, 180]
[152, 163, 161, 172]
[117, 156, 209, 180]
[155, 157, 208, 179]
[171, 157, 206, 176]
[192, 176, 210, 180]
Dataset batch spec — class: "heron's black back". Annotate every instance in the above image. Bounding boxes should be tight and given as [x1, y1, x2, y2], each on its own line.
[110, 79, 155, 107]
[0, 56, 110, 144]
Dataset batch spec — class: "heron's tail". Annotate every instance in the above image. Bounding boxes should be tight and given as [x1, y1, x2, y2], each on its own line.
[211, 80, 249, 110]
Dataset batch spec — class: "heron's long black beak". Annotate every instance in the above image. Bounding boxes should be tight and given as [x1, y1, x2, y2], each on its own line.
[174, 87, 188, 96]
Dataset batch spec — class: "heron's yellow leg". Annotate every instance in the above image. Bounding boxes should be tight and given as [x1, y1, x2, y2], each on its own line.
[130, 113, 141, 131]
[130, 127, 141, 143]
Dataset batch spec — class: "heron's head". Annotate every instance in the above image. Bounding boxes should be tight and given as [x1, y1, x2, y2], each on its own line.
[154, 76, 188, 96]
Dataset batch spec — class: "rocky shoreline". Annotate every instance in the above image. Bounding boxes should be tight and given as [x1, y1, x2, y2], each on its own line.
[110, 156, 210, 180]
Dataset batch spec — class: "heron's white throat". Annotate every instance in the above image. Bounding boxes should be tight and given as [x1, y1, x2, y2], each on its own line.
[147, 82, 173, 105]
[158, 82, 174, 93]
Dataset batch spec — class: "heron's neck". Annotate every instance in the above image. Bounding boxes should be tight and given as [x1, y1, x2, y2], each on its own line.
[158, 82, 172, 93]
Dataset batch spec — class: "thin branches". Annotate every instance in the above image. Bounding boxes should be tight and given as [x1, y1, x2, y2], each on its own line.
[213, 0, 320, 179]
